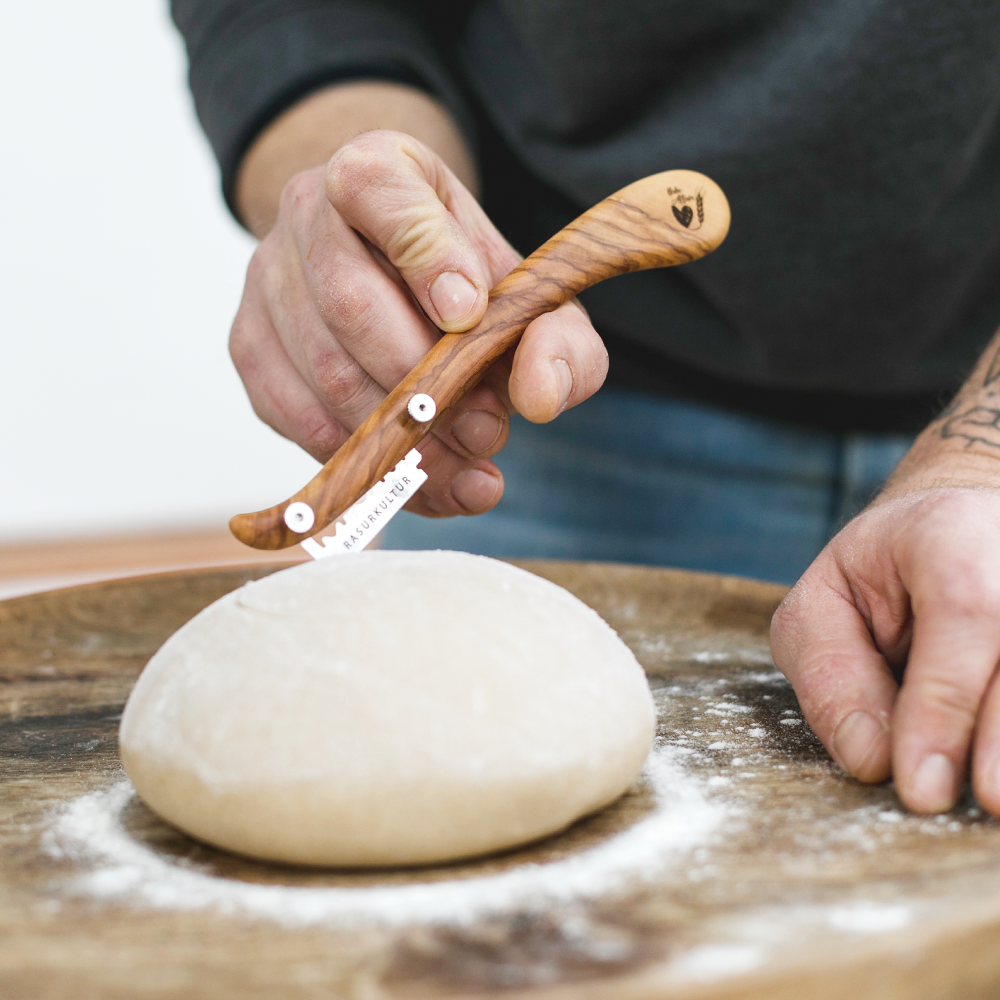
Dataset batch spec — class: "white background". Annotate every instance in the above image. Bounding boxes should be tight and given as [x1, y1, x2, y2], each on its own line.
[0, 0, 320, 543]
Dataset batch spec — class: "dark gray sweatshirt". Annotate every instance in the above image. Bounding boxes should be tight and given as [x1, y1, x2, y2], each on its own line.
[172, 0, 1000, 431]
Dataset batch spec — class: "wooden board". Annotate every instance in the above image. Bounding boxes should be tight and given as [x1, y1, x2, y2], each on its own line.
[0, 528, 308, 600]
[2, 560, 1000, 1000]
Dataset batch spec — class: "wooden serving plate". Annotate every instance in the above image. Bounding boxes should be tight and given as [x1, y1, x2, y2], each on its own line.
[2, 560, 1000, 1000]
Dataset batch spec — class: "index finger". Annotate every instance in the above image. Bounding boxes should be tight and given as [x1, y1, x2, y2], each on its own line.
[326, 131, 505, 333]
[770, 558, 898, 784]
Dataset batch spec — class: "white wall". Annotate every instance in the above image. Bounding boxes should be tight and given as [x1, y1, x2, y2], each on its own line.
[0, 1, 320, 543]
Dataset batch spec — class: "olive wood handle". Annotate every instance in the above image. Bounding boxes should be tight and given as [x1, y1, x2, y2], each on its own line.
[230, 169, 730, 549]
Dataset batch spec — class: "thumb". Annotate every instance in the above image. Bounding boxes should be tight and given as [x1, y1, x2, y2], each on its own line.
[325, 130, 516, 333]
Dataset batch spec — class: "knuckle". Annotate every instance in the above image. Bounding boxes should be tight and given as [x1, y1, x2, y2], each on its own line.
[252, 396, 345, 461]
[259, 258, 288, 306]
[770, 582, 809, 647]
[313, 271, 384, 343]
[387, 212, 444, 271]
[244, 247, 266, 286]
[326, 135, 450, 271]
[278, 168, 321, 216]
[910, 673, 981, 723]
[244, 244, 286, 305]
[311, 351, 379, 413]
[931, 560, 1000, 619]
[326, 133, 401, 207]
[228, 325, 250, 373]
[228, 312, 260, 377]
[298, 411, 347, 460]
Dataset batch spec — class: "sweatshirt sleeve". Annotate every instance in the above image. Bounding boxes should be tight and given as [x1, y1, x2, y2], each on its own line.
[170, 1, 474, 217]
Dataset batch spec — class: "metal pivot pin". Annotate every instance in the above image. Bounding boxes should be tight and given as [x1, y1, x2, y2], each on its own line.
[407, 393, 436, 423]
[284, 501, 316, 533]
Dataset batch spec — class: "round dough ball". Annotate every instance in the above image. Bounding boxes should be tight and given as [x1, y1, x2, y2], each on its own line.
[119, 550, 654, 867]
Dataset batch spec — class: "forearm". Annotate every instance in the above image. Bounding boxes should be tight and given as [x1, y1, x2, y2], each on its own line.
[879, 327, 1000, 499]
[234, 80, 479, 238]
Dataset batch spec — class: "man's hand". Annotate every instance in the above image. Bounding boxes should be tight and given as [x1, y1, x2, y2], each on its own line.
[772, 489, 1000, 814]
[772, 332, 1000, 816]
[231, 86, 607, 518]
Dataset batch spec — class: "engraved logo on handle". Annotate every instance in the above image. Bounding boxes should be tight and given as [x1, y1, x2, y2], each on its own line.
[668, 187, 705, 231]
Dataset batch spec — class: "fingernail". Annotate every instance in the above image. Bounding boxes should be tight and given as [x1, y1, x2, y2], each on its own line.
[451, 410, 504, 456]
[552, 359, 573, 412]
[450, 468, 501, 513]
[429, 271, 479, 326]
[907, 753, 957, 813]
[832, 711, 884, 776]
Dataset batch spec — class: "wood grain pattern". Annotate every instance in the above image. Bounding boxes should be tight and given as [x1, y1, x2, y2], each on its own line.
[0, 529, 308, 582]
[230, 169, 730, 550]
[5, 563, 1000, 998]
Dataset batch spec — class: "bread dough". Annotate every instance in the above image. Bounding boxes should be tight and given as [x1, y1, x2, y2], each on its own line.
[119, 551, 655, 867]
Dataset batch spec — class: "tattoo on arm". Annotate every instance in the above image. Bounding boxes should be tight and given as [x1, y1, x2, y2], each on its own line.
[941, 406, 1000, 450]
[933, 339, 1000, 447]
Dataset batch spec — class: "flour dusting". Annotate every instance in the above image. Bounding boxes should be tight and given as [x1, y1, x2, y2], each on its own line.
[670, 944, 762, 980]
[43, 745, 723, 929]
[39, 660, 993, 981]
[827, 903, 911, 934]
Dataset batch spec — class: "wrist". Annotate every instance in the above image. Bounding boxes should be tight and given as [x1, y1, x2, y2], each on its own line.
[876, 414, 1000, 503]
[872, 329, 1000, 502]
[235, 80, 478, 238]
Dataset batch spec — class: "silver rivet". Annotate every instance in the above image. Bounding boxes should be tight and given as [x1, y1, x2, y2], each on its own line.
[284, 501, 315, 533]
[408, 393, 436, 423]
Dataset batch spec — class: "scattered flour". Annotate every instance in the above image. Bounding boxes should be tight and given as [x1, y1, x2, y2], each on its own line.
[670, 943, 762, 980]
[38, 667, 968, 982]
[827, 903, 912, 934]
[630, 638, 775, 667]
[43, 746, 724, 929]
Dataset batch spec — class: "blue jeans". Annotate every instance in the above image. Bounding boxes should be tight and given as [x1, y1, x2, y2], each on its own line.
[382, 387, 912, 585]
